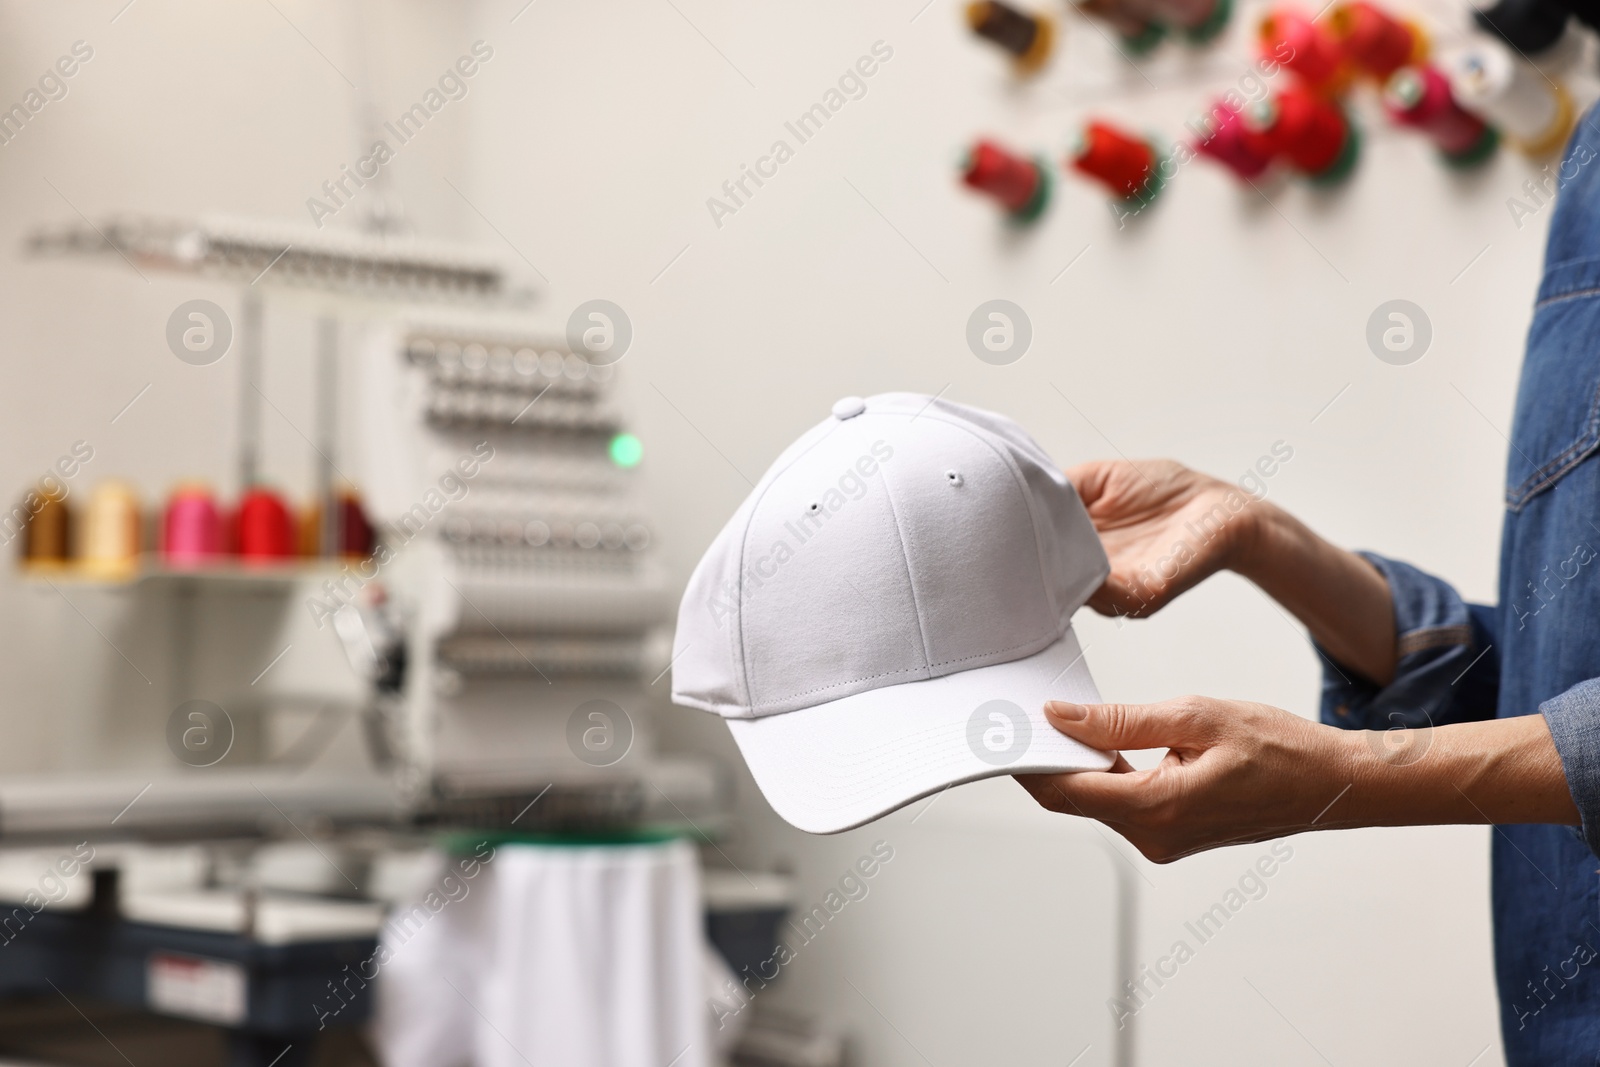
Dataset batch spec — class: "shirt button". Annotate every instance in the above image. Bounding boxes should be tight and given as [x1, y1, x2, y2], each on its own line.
[832, 396, 866, 420]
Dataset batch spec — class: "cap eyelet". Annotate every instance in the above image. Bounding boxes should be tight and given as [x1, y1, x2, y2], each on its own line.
[945, 470, 964, 487]
[807, 501, 821, 513]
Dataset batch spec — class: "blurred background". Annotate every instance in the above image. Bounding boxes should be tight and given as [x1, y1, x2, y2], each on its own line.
[0, 0, 1579, 1063]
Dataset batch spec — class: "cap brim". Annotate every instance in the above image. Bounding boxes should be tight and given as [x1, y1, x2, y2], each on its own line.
[726, 627, 1113, 834]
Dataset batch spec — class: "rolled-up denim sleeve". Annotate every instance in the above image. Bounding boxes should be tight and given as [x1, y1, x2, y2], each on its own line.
[1540, 681, 1600, 856]
[1318, 552, 1500, 732]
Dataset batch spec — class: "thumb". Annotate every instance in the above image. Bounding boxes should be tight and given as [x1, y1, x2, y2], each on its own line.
[1064, 461, 1113, 507]
[1043, 698, 1211, 752]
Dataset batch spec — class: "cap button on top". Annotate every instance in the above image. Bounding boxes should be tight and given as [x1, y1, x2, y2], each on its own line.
[832, 396, 866, 420]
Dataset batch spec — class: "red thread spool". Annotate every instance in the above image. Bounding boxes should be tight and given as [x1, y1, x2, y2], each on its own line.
[961, 139, 1050, 220]
[1329, 2, 1424, 80]
[1242, 88, 1360, 181]
[236, 487, 296, 560]
[1069, 121, 1158, 200]
[1385, 65, 1498, 165]
[338, 491, 374, 559]
[1259, 8, 1348, 92]
[1192, 102, 1274, 179]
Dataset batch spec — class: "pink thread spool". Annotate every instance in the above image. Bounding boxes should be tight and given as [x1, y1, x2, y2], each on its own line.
[1384, 64, 1498, 166]
[162, 485, 223, 566]
[1192, 101, 1274, 179]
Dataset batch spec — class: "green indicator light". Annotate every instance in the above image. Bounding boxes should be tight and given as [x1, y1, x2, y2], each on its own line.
[609, 433, 643, 468]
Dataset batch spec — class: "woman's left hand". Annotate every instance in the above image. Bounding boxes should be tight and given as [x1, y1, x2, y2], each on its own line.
[1016, 696, 1360, 863]
[1018, 695, 1581, 861]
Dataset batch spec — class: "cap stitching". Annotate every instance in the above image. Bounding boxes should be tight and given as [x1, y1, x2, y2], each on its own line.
[752, 729, 1099, 809]
[895, 410, 1066, 637]
[952, 418, 1065, 629]
[736, 417, 849, 711]
[747, 632, 1051, 711]
[729, 396, 1069, 715]
[875, 456, 933, 676]
[746, 412, 1061, 712]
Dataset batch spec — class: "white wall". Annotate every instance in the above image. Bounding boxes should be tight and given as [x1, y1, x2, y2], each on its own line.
[0, 0, 1576, 1063]
[0, 0, 476, 770]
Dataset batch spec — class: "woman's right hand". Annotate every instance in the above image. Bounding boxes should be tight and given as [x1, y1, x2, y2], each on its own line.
[1068, 459, 1264, 618]
[1070, 458, 1398, 685]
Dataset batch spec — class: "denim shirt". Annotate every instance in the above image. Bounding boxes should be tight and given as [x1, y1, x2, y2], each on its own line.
[1318, 110, 1600, 1063]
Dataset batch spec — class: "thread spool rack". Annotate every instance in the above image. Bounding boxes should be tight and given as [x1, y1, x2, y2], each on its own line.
[21, 214, 717, 842]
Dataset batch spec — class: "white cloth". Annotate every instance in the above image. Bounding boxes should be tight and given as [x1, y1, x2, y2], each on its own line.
[374, 839, 709, 1067]
[370, 849, 485, 1067]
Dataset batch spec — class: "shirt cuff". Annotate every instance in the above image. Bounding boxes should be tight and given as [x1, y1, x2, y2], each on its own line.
[1540, 678, 1600, 858]
[1318, 553, 1498, 732]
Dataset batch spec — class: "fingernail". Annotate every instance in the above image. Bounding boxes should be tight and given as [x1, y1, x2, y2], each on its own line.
[1045, 701, 1087, 721]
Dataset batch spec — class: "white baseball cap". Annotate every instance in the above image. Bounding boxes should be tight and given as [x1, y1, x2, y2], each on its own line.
[671, 393, 1114, 834]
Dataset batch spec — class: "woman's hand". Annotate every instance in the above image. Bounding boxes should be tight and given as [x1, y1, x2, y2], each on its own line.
[1067, 460, 1261, 618]
[1017, 698, 1578, 862]
[1017, 696, 1353, 862]
[1069, 457, 1399, 684]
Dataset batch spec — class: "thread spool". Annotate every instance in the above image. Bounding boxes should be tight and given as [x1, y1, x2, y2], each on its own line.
[20, 485, 72, 567]
[1242, 88, 1361, 182]
[338, 491, 375, 559]
[966, 2, 1055, 73]
[1258, 8, 1349, 93]
[297, 503, 322, 557]
[162, 485, 223, 566]
[1192, 101, 1274, 179]
[1068, 121, 1163, 201]
[1473, 0, 1571, 60]
[1139, 0, 1232, 42]
[961, 139, 1051, 221]
[1446, 42, 1573, 156]
[236, 487, 296, 561]
[1329, 2, 1426, 80]
[304, 490, 376, 558]
[1385, 65, 1499, 167]
[81, 482, 141, 578]
[1076, 0, 1166, 54]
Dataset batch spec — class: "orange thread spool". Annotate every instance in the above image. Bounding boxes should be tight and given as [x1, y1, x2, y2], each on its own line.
[966, 1, 1055, 73]
[1330, 2, 1425, 80]
[20, 485, 72, 566]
